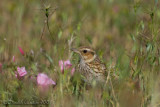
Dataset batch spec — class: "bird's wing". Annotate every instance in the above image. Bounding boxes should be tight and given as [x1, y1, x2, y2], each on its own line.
[89, 56, 107, 74]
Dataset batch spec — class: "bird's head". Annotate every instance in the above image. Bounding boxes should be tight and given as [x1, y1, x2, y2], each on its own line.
[71, 46, 96, 63]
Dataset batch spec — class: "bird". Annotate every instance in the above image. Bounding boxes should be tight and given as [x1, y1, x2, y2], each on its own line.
[71, 46, 107, 85]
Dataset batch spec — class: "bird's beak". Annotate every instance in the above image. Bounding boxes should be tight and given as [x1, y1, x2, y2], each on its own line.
[71, 48, 80, 54]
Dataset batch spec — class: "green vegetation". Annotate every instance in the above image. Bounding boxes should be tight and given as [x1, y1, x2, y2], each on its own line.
[0, 0, 160, 107]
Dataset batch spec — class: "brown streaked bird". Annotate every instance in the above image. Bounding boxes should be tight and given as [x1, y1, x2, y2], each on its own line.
[71, 46, 107, 84]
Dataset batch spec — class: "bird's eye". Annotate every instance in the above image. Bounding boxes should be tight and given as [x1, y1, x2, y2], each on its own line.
[83, 50, 87, 53]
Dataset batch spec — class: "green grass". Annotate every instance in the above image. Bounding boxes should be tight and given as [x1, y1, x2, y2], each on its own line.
[0, 0, 160, 107]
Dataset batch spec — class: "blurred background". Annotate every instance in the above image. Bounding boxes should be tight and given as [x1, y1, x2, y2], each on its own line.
[0, 0, 160, 107]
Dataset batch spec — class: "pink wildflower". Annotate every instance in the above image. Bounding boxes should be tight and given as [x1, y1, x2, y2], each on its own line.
[37, 73, 56, 86]
[64, 60, 72, 69]
[15, 67, 27, 79]
[59, 60, 64, 74]
[59, 60, 75, 75]
[12, 56, 15, 62]
[18, 46, 24, 55]
[71, 68, 75, 76]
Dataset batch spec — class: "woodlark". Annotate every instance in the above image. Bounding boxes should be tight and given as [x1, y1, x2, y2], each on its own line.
[71, 46, 107, 85]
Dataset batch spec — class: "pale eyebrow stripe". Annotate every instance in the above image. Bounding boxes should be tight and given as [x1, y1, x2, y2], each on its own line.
[82, 48, 93, 51]
[80, 48, 95, 53]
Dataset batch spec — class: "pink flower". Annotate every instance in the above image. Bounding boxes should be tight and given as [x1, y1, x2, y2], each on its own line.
[12, 56, 15, 62]
[15, 67, 27, 79]
[64, 60, 72, 69]
[59, 60, 75, 75]
[18, 46, 24, 55]
[71, 68, 75, 76]
[59, 60, 64, 73]
[37, 73, 56, 86]
[59, 60, 73, 73]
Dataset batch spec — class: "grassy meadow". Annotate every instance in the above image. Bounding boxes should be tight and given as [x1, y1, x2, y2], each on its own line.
[0, 0, 160, 107]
